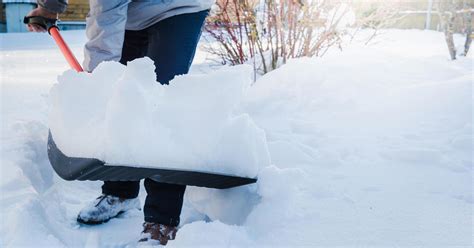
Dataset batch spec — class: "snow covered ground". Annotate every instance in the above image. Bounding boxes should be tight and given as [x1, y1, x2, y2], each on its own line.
[1, 29, 472, 247]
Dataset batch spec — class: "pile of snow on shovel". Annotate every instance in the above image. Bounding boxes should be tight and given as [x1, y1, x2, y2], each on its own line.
[49, 58, 270, 177]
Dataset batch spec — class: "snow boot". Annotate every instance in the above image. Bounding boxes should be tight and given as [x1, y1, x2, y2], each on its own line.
[77, 194, 141, 224]
[138, 222, 178, 245]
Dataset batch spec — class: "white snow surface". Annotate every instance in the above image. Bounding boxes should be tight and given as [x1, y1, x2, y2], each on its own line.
[49, 58, 269, 177]
[1, 29, 472, 247]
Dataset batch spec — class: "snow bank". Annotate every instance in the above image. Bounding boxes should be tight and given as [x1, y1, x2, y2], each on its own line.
[49, 58, 270, 177]
[180, 30, 472, 246]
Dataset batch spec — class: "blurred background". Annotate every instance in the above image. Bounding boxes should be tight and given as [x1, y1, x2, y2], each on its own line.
[1, 0, 473, 65]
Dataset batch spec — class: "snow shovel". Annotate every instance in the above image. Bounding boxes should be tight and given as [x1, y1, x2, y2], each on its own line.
[24, 16, 257, 189]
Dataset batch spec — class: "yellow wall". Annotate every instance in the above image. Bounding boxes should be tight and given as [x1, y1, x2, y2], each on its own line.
[60, 0, 89, 21]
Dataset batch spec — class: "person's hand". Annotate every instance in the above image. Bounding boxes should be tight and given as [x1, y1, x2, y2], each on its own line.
[25, 7, 58, 32]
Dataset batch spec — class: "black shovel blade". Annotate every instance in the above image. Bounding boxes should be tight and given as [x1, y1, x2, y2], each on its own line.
[47, 132, 257, 189]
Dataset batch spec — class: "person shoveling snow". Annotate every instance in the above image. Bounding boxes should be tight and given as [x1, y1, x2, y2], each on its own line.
[26, 0, 269, 245]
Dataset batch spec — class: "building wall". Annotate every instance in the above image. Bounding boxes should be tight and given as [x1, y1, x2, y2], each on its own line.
[60, 0, 89, 21]
[393, 14, 442, 30]
[352, 0, 471, 31]
[4, 3, 35, 32]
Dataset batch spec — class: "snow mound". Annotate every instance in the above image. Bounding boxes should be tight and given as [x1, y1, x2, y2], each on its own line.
[49, 58, 270, 177]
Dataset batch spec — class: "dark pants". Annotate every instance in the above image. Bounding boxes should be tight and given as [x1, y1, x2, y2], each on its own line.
[102, 10, 209, 227]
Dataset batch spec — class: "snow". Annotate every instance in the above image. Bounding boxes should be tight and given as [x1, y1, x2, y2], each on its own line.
[1, 29, 473, 247]
[49, 58, 269, 177]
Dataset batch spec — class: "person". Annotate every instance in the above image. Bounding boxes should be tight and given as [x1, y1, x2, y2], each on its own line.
[26, 0, 213, 245]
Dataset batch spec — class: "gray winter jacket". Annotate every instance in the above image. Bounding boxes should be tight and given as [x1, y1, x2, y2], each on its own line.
[38, 0, 213, 71]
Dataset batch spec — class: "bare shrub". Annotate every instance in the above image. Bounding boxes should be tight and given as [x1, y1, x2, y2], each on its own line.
[203, 0, 352, 75]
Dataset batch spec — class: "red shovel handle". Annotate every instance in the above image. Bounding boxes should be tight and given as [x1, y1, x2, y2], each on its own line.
[49, 27, 84, 72]
[24, 16, 83, 72]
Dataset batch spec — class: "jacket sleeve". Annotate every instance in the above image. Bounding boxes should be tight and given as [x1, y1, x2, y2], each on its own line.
[37, 0, 68, 13]
[83, 0, 130, 72]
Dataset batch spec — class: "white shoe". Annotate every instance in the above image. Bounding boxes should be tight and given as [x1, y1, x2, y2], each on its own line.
[77, 194, 141, 224]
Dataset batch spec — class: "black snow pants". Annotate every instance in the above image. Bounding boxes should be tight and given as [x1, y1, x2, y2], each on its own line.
[102, 9, 209, 227]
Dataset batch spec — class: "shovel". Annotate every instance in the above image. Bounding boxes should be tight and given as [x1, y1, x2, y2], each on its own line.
[23, 16, 257, 189]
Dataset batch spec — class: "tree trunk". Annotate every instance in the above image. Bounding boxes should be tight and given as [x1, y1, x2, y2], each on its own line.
[438, 0, 458, 60]
[463, 11, 472, 56]
[444, 13, 457, 60]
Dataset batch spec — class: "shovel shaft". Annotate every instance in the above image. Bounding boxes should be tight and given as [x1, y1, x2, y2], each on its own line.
[49, 27, 84, 72]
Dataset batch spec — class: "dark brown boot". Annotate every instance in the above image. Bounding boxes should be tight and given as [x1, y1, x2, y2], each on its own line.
[139, 222, 178, 245]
